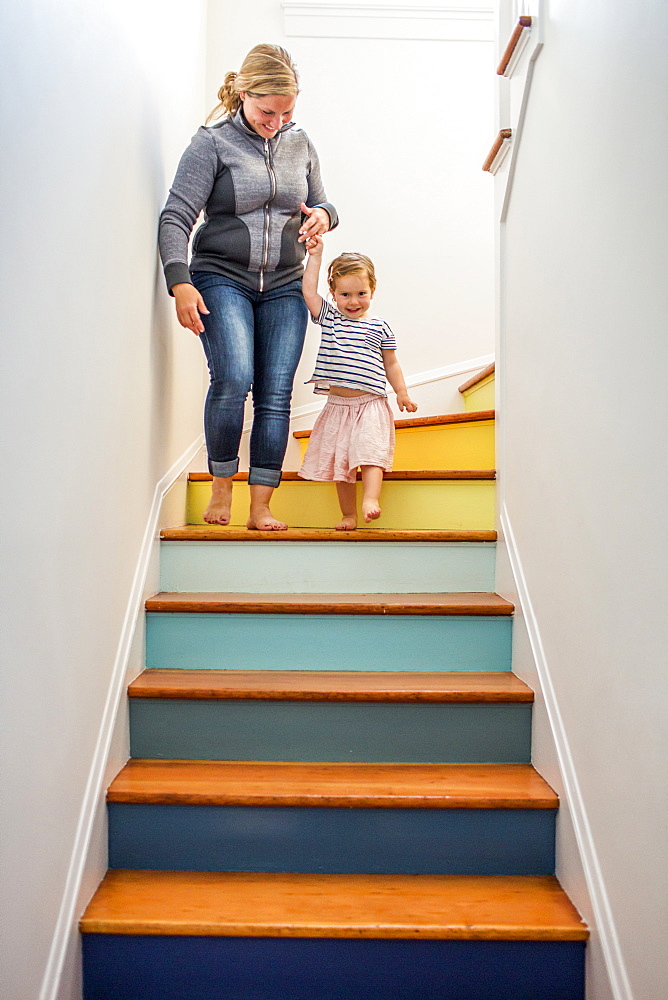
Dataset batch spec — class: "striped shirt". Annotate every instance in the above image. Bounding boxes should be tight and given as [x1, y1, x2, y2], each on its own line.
[306, 299, 397, 396]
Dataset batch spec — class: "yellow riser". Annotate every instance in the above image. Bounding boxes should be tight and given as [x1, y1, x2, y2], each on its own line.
[297, 420, 495, 471]
[462, 376, 495, 412]
[187, 479, 495, 531]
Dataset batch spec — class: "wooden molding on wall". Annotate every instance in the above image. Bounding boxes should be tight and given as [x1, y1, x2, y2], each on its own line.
[497, 16, 532, 76]
[482, 129, 512, 173]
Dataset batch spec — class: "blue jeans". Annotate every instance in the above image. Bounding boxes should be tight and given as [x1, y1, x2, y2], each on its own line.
[192, 273, 308, 487]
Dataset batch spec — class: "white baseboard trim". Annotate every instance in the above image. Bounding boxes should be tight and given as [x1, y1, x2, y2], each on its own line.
[39, 433, 205, 1000]
[279, 353, 495, 426]
[500, 503, 632, 1000]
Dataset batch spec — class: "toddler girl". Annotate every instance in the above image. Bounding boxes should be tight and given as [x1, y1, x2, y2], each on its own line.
[299, 235, 417, 529]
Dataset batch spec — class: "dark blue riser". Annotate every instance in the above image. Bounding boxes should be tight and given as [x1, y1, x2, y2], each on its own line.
[145, 613, 512, 672]
[108, 804, 556, 875]
[129, 700, 532, 763]
[82, 935, 586, 1000]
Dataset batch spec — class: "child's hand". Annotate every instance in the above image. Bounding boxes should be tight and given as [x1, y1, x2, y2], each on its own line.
[396, 391, 417, 413]
[305, 234, 324, 257]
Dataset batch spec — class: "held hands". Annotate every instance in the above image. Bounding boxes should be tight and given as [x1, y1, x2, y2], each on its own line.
[304, 233, 325, 257]
[173, 283, 210, 335]
[298, 203, 329, 243]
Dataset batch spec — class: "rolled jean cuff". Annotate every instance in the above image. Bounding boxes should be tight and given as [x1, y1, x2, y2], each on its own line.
[248, 466, 282, 488]
[209, 457, 239, 478]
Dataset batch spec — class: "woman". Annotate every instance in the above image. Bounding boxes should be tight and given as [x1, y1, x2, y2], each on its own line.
[159, 44, 337, 529]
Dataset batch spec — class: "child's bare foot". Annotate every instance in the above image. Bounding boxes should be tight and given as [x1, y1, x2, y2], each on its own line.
[203, 477, 233, 525]
[247, 504, 288, 531]
[362, 498, 381, 522]
[334, 514, 357, 531]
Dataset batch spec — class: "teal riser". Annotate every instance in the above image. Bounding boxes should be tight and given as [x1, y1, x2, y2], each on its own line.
[83, 936, 586, 1000]
[159, 541, 496, 594]
[145, 614, 513, 672]
[129, 700, 531, 762]
[108, 803, 555, 875]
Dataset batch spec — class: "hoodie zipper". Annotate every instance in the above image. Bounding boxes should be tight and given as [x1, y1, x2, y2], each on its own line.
[259, 138, 277, 293]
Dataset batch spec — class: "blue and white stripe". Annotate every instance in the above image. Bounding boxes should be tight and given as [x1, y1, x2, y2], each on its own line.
[306, 300, 397, 396]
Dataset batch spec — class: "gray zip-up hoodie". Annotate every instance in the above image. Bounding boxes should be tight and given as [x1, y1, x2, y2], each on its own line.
[159, 108, 338, 294]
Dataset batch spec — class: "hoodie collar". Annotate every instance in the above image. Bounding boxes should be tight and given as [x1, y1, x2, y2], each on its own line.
[232, 105, 296, 143]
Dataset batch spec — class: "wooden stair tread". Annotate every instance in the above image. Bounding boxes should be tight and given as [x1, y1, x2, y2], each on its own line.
[293, 409, 495, 439]
[145, 593, 514, 616]
[161, 526, 498, 542]
[459, 363, 495, 394]
[80, 871, 588, 940]
[128, 669, 533, 703]
[188, 470, 496, 482]
[108, 760, 557, 809]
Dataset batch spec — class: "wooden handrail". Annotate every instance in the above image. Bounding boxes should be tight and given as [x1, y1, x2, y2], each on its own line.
[497, 16, 532, 75]
[482, 130, 512, 173]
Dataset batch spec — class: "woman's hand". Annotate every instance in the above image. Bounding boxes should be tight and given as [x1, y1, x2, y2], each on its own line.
[172, 283, 210, 335]
[298, 203, 330, 242]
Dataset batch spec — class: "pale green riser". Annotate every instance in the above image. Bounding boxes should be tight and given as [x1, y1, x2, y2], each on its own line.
[159, 541, 496, 594]
[145, 614, 512, 672]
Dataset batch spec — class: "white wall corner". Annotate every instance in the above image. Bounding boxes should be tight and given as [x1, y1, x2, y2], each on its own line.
[39, 433, 204, 1000]
[497, 502, 633, 1000]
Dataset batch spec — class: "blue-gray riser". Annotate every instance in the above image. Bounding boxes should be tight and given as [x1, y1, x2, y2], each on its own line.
[82, 935, 586, 1000]
[108, 803, 555, 875]
[159, 541, 497, 593]
[129, 700, 531, 763]
[145, 613, 512, 671]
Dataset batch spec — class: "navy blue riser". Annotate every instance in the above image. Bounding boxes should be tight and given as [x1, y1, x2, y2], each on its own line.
[129, 700, 532, 763]
[82, 935, 586, 1000]
[145, 613, 512, 672]
[108, 804, 555, 875]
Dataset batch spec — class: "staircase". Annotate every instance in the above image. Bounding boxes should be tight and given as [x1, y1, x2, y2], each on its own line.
[80, 364, 589, 998]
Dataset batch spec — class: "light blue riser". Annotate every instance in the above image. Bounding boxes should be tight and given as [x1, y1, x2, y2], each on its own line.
[145, 614, 512, 672]
[129, 700, 531, 762]
[159, 541, 496, 593]
[108, 803, 555, 875]
[83, 936, 586, 1000]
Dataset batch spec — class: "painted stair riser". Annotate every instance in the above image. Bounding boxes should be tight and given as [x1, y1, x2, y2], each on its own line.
[160, 541, 497, 594]
[129, 701, 532, 763]
[82, 936, 585, 1000]
[187, 479, 495, 530]
[296, 420, 496, 470]
[463, 378, 495, 412]
[145, 614, 513, 672]
[108, 804, 555, 876]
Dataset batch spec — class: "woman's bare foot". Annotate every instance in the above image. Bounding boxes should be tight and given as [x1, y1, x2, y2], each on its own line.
[362, 498, 381, 522]
[247, 504, 288, 531]
[334, 514, 357, 531]
[203, 476, 233, 525]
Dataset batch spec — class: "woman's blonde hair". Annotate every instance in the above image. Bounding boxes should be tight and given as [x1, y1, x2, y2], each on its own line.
[327, 253, 377, 295]
[207, 44, 299, 123]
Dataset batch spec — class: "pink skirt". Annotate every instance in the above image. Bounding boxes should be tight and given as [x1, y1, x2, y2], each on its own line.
[299, 393, 395, 484]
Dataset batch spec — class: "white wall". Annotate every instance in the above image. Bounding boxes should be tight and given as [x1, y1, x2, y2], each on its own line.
[205, 0, 496, 457]
[0, 2, 207, 997]
[495, 1, 668, 997]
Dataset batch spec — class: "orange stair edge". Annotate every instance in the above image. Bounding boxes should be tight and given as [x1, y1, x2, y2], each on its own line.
[161, 526, 498, 542]
[80, 871, 588, 941]
[144, 593, 515, 616]
[459, 363, 495, 394]
[108, 760, 557, 809]
[293, 409, 495, 439]
[128, 669, 532, 703]
[188, 470, 497, 482]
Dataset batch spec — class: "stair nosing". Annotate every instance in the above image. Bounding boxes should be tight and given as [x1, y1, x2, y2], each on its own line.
[144, 593, 515, 616]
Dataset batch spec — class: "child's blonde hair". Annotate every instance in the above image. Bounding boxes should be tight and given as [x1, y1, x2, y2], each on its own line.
[206, 44, 300, 123]
[327, 253, 377, 295]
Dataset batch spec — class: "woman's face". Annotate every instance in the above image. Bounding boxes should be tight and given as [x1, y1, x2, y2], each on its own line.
[240, 92, 295, 138]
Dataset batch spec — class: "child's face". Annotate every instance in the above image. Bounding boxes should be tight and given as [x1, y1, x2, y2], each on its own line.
[332, 273, 373, 320]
